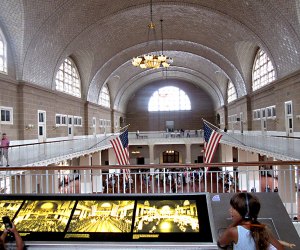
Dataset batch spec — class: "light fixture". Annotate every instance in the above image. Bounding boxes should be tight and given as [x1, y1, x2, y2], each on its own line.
[25, 124, 34, 130]
[132, 1, 173, 69]
[52, 125, 59, 130]
[131, 151, 140, 154]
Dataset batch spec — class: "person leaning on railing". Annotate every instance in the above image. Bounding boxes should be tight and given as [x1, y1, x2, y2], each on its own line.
[0, 223, 24, 250]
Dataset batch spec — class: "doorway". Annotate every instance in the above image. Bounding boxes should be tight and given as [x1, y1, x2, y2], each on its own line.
[163, 150, 179, 163]
[38, 110, 46, 142]
[68, 115, 73, 138]
[285, 101, 293, 137]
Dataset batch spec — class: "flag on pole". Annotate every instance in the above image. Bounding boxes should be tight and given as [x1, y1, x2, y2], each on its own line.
[110, 129, 130, 180]
[203, 121, 222, 163]
[110, 129, 130, 165]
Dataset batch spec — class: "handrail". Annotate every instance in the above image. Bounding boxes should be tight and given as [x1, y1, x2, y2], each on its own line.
[1, 160, 299, 171]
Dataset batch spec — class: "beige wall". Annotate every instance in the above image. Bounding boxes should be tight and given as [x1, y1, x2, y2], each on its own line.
[2, 70, 300, 141]
[0, 80, 110, 140]
[126, 79, 215, 132]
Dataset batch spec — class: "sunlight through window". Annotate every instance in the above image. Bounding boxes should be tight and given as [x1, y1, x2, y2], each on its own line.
[252, 49, 275, 91]
[148, 86, 191, 111]
[55, 58, 81, 98]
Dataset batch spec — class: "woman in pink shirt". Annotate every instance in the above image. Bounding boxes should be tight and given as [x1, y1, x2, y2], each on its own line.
[0, 133, 10, 166]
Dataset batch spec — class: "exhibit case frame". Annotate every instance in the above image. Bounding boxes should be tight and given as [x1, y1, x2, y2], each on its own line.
[0, 193, 218, 249]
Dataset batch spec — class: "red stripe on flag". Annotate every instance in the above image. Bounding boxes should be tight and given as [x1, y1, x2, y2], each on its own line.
[110, 137, 129, 165]
[205, 130, 222, 163]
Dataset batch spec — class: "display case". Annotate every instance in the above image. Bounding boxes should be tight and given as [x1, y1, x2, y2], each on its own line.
[0, 193, 215, 245]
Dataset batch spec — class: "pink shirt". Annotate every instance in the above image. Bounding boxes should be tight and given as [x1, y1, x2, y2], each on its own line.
[1, 138, 10, 149]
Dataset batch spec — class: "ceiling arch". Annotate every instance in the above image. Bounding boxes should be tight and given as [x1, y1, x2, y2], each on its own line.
[0, 0, 300, 113]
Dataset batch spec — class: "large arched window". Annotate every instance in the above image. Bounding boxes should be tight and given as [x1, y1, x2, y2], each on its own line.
[148, 86, 191, 111]
[55, 58, 81, 98]
[227, 81, 237, 103]
[252, 49, 275, 91]
[99, 83, 110, 108]
[0, 29, 7, 73]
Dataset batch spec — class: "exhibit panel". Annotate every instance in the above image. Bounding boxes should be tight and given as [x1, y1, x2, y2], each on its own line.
[1, 192, 297, 249]
[0, 193, 218, 249]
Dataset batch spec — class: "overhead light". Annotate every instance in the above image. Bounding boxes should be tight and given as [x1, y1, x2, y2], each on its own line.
[131, 151, 140, 154]
[132, 1, 173, 69]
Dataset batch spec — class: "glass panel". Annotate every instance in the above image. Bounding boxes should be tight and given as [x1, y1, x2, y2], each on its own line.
[39, 126, 43, 136]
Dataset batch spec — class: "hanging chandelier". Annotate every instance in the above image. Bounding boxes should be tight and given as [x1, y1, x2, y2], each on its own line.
[132, 1, 173, 69]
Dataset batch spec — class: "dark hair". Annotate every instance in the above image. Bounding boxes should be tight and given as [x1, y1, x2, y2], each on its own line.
[230, 193, 270, 250]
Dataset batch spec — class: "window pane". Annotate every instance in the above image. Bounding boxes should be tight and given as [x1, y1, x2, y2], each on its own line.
[5, 110, 10, 121]
[148, 86, 191, 111]
[1, 110, 5, 121]
[99, 84, 110, 108]
[227, 81, 237, 103]
[252, 49, 275, 91]
[55, 58, 81, 98]
[0, 32, 7, 73]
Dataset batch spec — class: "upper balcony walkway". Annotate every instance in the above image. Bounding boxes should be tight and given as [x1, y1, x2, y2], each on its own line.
[2, 130, 300, 168]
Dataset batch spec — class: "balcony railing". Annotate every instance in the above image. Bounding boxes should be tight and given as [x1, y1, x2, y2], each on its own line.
[1, 162, 300, 220]
[1, 130, 299, 168]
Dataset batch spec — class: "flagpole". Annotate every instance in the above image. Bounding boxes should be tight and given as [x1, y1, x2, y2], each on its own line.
[202, 118, 220, 131]
[202, 118, 246, 146]
[114, 124, 131, 134]
[88, 124, 130, 150]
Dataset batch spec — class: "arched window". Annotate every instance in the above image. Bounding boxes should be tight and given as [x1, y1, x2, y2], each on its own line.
[148, 86, 191, 111]
[227, 81, 237, 103]
[55, 58, 81, 98]
[0, 29, 7, 73]
[252, 49, 275, 91]
[99, 83, 110, 108]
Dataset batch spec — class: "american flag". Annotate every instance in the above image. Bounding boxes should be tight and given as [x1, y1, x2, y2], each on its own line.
[110, 129, 130, 165]
[110, 129, 130, 180]
[203, 121, 222, 163]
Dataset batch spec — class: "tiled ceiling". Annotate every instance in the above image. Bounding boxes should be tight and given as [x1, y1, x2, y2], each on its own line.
[1, 0, 300, 112]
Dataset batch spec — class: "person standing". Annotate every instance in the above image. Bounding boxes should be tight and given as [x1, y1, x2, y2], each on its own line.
[0, 133, 10, 166]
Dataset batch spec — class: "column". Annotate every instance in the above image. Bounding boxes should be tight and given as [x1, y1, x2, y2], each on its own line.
[277, 164, 296, 215]
[221, 144, 233, 163]
[185, 144, 191, 164]
[79, 154, 92, 193]
[149, 144, 154, 164]
[91, 151, 103, 193]
[149, 144, 155, 193]
[237, 150, 259, 192]
[108, 148, 121, 193]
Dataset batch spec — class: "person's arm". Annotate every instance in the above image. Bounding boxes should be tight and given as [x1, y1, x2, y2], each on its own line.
[217, 227, 237, 248]
[8, 224, 24, 250]
[0, 229, 8, 242]
[278, 240, 296, 249]
[268, 234, 284, 250]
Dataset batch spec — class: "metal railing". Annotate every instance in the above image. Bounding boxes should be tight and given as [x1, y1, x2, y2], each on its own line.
[1, 130, 300, 168]
[1, 162, 299, 220]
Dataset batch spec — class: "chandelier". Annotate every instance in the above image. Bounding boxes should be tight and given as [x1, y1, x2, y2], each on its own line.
[132, 1, 173, 69]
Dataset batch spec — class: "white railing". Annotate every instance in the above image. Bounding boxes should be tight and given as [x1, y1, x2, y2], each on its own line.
[2, 131, 300, 168]
[1, 162, 299, 220]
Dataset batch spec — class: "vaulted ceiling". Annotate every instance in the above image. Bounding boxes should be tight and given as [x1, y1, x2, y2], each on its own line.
[1, 0, 300, 112]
